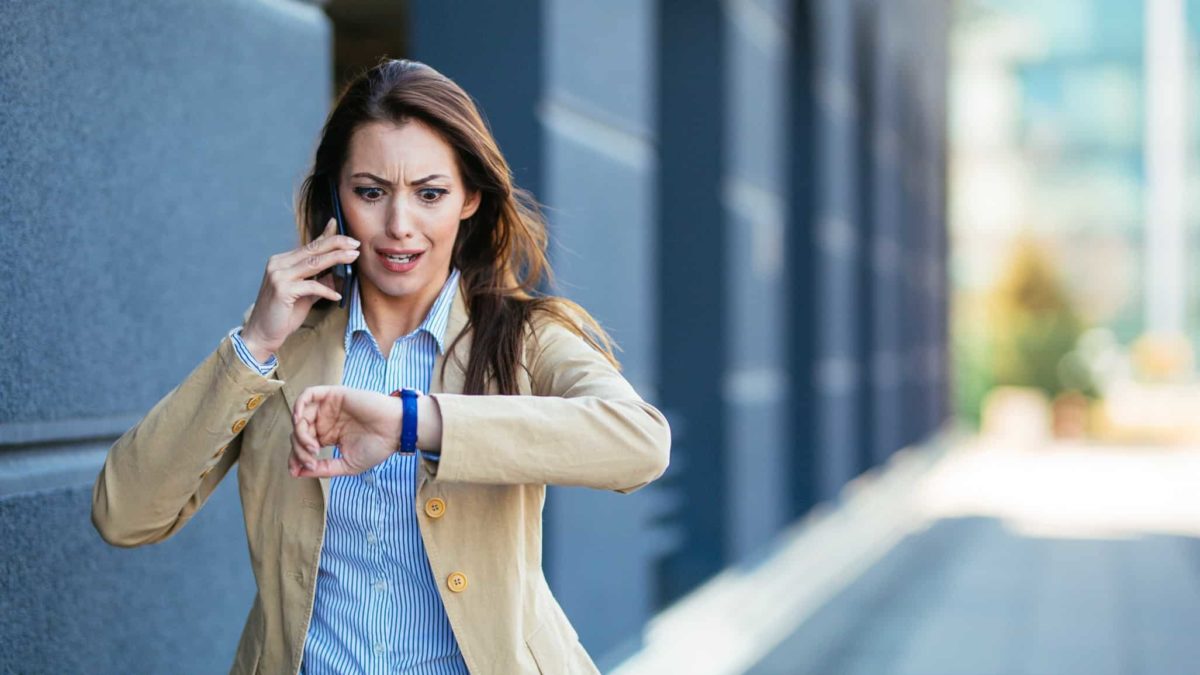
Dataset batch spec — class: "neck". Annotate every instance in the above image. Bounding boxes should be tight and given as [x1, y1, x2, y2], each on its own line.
[357, 271, 449, 347]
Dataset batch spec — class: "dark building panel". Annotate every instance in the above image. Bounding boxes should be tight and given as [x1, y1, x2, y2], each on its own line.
[410, 0, 544, 200]
[656, 0, 730, 603]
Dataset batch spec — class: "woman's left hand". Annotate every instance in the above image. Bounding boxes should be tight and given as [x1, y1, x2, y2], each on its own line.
[289, 385, 403, 478]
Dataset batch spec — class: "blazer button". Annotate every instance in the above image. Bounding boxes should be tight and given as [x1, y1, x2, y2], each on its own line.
[212, 444, 228, 459]
[200, 466, 212, 480]
[425, 498, 446, 519]
[231, 419, 247, 434]
[246, 394, 266, 411]
[447, 572, 468, 593]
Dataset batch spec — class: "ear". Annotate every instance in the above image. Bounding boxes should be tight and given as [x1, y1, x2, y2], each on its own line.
[460, 189, 481, 221]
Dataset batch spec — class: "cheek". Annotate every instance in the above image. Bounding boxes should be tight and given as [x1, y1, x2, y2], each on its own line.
[429, 210, 463, 244]
[344, 202, 381, 238]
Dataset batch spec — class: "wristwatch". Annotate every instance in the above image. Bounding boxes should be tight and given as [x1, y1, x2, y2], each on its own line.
[391, 388, 420, 454]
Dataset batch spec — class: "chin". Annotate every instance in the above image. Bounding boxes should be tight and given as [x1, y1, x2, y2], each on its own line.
[360, 270, 421, 297]
[375, 279, 423, 298]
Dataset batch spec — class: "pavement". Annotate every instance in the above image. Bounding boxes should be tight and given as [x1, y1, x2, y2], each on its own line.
[616, 433, 1200, 675]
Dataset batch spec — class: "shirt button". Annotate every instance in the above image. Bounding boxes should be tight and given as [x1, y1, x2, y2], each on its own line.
[447, 572, 468, 593]
[366, 531, 378, 545]
[231, 418, 247, 434]
[373, 579, 387, 592]
[425, 498, 446, 519]
[373, 642, 386, 655]
[363, 473, 376, 486]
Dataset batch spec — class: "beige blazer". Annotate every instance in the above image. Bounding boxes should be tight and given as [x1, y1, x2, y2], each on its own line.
[91, 281, 671, 674]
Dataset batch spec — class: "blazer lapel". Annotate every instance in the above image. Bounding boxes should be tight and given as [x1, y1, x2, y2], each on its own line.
[276, 303, 350, 413]
[430, 281, 470, 396]
[421, 282, 470, 489]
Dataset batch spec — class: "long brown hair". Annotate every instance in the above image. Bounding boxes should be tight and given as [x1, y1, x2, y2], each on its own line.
[295, 58, 618, 394]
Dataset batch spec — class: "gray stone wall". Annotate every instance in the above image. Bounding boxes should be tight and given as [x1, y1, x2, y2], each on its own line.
[0, 0, 330, 671]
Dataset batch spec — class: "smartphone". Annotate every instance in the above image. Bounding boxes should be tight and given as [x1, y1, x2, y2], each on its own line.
[326, 175, 354, 308]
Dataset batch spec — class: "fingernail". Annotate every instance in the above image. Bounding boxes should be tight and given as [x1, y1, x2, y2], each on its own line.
[350, 239, 361, 247]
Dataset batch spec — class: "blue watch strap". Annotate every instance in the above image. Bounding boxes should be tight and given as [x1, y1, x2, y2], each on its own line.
[399, 388, 419, 454]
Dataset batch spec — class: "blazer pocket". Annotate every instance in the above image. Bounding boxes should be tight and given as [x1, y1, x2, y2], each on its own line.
[525, 618, 568, 675]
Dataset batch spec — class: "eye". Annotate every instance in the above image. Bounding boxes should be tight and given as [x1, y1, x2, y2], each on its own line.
[418, 188, 449, 204]
[353, 186, 385, 203]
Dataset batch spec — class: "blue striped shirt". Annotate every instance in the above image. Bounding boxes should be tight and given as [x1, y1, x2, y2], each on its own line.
[231, 268, 468, 674]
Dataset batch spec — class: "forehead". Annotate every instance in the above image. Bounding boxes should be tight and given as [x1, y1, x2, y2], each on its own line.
[345, 119, 459, 179]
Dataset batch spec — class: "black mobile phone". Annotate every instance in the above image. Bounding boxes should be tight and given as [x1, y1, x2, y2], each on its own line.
[327, 175, 353, 308]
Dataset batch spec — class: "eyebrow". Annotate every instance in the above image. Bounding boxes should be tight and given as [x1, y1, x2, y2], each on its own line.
[350, 172, 449, 187]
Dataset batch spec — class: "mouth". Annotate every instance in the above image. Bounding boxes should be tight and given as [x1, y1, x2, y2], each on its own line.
[377, 249, 424, 273]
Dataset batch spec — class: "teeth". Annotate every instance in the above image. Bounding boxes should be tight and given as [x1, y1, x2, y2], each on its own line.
[385, 254, 416, 263]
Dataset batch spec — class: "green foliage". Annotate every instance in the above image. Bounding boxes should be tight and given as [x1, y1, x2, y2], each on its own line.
[953, 305, 995, 426]
[954, 236, 1094, 425]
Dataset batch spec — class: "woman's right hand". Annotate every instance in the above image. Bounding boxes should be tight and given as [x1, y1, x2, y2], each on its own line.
[240, 218, 361, 362]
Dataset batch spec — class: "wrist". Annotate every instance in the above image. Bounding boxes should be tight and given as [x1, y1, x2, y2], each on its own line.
[240, 327, 276, 364]
[416, 395, 443, 454]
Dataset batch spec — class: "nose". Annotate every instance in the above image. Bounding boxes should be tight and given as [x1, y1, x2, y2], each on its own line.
[385, 197, 416, 240]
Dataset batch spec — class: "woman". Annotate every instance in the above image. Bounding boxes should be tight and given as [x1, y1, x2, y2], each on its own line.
[91, 58, 670, 675]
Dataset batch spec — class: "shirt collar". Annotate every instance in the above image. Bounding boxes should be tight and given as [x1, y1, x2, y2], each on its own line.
[343, 267, 462, 355]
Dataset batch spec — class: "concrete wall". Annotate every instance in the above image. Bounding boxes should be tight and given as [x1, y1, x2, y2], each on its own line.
[0, 0, 329, 671]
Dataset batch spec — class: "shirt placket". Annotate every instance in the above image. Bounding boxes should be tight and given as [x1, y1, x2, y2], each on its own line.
[369, 337, 394, 669]
[384, 334, 427, 670]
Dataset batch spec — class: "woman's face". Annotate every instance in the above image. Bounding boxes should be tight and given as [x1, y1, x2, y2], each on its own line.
[338, 119, 480, 307]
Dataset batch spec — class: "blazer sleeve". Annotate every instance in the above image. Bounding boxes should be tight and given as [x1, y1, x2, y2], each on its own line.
[91, 333, 285, 547]
[425, 317, 671, 494]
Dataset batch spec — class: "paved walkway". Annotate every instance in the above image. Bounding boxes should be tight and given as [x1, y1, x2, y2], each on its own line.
[618, 435, 1200, 675]
[752, 439, 1200, 675]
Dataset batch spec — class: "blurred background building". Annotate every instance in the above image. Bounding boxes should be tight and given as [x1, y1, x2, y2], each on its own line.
[1, 0, 951, 672]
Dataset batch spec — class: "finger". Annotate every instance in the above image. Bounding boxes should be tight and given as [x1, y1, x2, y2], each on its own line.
[293, 386, 336, 452]
[290, 249, 361, 283]
[295, 279, 343, 303]
[290, 430, 317, 471]
[297, 457, 352, 478]
[306, 220, 360, 254]
[276, 225, 360, 270]
[296, 417, 321, 458]
[299, 434, 320, 468]
[291, 390, 320, 451]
